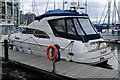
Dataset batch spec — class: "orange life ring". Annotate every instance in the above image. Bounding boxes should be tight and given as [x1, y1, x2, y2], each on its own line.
[46, 45, 58, 61]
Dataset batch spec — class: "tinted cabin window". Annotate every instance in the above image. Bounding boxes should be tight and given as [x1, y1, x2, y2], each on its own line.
[73, 18, 85, 35]
[66, 19, 76, 35]
[34, 29, 49, 38]
[49, 18, 96, 36]
[22, 28, 49, 38]
[50, 19, 66, 32]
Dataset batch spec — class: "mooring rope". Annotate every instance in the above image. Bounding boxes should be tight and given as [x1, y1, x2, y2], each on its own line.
[30, 37, 46, 52]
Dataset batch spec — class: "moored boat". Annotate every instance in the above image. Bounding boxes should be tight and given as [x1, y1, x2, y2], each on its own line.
[8, 9, 113, 64]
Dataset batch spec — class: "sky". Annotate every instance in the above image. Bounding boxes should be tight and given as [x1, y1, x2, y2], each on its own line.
[20, 0, 120, 23]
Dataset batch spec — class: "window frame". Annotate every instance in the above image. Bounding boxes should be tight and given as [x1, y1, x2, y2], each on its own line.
[22, 28, 50, 39]
[48, 17, 97, 36]
[66, 18, 77, 35]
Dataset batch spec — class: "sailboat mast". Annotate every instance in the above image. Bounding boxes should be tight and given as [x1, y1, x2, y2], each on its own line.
[108, 0, 111, 27]
[114, 0, 116, 24]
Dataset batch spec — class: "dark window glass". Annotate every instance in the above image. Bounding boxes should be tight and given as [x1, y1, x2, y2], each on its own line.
[34, 29, 49, 38]
[66, 19, 76, 35]
[73, 18, 84, 35]
[49, 19, 66, 32]
[7, 4, 12, 15]
[22, 28, 49, 38]
[2, 2, 5, 14]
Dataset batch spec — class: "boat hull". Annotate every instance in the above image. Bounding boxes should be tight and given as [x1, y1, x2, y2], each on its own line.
[10, 40, 113, 64]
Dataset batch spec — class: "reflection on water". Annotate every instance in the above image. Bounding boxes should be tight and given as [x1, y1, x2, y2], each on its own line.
[107, 43, 119, 70]
[108, 49, 118, 70]
[95, 43, 119, 70]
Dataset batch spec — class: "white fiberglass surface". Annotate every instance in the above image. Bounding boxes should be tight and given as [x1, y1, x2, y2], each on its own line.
[78, 18, 96, 35]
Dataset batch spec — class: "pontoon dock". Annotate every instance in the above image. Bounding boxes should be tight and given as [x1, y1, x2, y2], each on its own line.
[0, 42, 118, 79]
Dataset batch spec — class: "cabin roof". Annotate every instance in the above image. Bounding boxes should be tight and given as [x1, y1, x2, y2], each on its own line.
[35, 10, 88, 21]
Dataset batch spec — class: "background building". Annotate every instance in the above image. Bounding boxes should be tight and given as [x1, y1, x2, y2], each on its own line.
[0, 0, 20, 38]
[0, 0, 20, 25]
[20, 11, 36, 25]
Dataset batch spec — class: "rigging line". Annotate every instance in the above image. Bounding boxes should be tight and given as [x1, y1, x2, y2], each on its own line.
[30, 37, 46, 52]
[112, 3, 115, 24]
[112, 0, 117, 24]
[12, 28, 32, 46]
[98, 3, 107, 24]
[102, 10, 108, 24]
[114, 3, 120, 20]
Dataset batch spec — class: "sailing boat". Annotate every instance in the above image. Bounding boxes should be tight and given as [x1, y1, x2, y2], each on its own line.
[100, 0, 120, 41]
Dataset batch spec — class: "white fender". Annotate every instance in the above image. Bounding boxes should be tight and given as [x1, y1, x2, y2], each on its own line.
[13, 45, 17, 51]
[19, 47, 24, 52]
[28, 48, 32, 54]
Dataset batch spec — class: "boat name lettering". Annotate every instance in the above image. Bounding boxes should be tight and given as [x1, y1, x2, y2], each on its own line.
[100, 50, 107, 54]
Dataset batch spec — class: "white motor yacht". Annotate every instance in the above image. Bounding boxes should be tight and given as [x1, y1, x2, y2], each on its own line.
[8, 10, 113, 64]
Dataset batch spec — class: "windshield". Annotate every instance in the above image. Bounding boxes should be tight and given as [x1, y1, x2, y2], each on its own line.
[78, 18, 96, 35]
[49, 17, 100, 42]
[66, 19, 76, 35]
[73, 18, 84, 35]
[49, 17, 96, 35]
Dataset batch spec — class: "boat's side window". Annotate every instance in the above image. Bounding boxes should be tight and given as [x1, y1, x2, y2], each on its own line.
[34, 29, 49, 38]
[66, 19, 76, 35]
[49, 19, 66, 32]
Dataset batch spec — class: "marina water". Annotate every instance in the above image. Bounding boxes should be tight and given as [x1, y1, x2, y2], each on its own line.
[107, 43, 119, 70]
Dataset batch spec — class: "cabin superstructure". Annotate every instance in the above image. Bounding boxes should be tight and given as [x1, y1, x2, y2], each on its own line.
[33, 10, 101, 42]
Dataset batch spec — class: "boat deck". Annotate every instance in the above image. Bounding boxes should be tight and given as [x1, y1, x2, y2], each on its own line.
[0, 43, 118, 79]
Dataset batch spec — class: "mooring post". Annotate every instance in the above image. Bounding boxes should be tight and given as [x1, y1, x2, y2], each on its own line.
[52, 60, 56, 73]
[4, 39, 9, 62]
